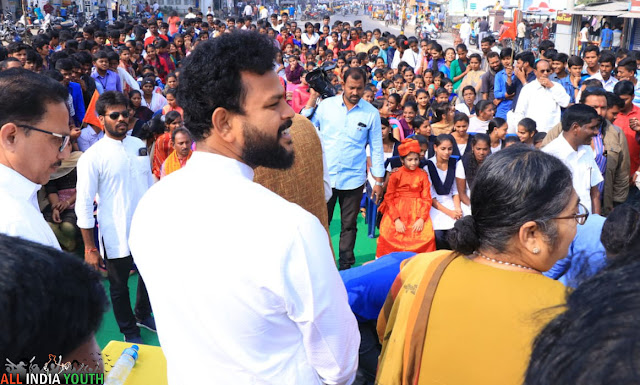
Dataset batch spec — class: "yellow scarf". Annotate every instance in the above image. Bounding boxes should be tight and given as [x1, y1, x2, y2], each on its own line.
[162, 150, 192, 177]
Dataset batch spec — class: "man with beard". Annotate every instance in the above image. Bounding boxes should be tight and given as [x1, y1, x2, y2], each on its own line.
[0, 69, 70, 249]
[480, 51, 502, 103]
[303, 67, 385, 270]
[129, 32, 359, 385]
[75, 91, 155, 344]
[543, 104, 604, 214]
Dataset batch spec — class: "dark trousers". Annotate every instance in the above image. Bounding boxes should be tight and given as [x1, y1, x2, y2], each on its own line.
[105, 255, 152, 338]
[327, 184, 364, 269]
[353, 320, 381, 385]
[435, 230, 451, 250]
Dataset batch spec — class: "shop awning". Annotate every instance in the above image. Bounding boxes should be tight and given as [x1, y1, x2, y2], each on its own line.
[565, 1, 629, 16]
[619, 11, 640, 18]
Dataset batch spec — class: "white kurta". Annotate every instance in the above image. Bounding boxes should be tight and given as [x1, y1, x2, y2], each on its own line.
[75, 135, 153, 259]
[426, 157, 460, 231]
[513, 79, 571, 133]
[0, 163, 60, 249]
[128, 152, 359, 385]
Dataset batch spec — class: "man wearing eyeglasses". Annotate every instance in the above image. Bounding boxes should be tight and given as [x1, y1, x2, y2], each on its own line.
[513, 59, 571, 133]
[0, 69, 71, 250]
[75, 91, 155, 344]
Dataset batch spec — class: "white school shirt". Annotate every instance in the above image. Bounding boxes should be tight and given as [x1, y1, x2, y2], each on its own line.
[542, 134, 603, 213]
[426, 157, 460, 231]
[587, 71, 618, 92]
[0, 164, 60, 249]
[75, 135, 153, 259]
[468, 116, 490, 134]
[514, 79, 570, 133]
[128, 152, 359, 385]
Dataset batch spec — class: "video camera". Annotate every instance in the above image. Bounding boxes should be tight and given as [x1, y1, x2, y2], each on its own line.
[305, 62, 337, 99]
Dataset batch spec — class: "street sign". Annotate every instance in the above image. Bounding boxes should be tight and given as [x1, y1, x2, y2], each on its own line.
[470, 3, 476, 10]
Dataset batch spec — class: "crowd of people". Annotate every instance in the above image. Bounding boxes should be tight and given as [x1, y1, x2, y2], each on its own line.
[1, 7, 640, 385]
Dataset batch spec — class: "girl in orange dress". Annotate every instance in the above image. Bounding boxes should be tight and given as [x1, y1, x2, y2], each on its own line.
[376, 139, 436, 258]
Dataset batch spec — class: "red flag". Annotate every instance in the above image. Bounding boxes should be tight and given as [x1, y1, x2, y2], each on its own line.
[82, 90, 103, 130]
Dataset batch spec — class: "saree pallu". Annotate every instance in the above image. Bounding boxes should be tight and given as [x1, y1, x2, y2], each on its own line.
[376, 252, 567, 385]
[376, 167, 436, 258]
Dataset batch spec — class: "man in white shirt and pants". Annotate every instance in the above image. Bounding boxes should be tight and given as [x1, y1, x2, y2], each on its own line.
[75, 91, 155, 344]
[543, 104, 604, 214]
[0, 69, 71, 249]
[129, 32, 359, 385]
[514, 59, 570, 132]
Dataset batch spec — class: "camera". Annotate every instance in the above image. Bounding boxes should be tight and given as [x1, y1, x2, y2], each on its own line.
[305, 63, 338, 99]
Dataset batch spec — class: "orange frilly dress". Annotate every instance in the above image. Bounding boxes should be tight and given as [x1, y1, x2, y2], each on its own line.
[376, 166, 436, 257]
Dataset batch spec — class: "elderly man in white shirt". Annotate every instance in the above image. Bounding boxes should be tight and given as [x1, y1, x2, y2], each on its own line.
[543, 104, 603, 214]
[514, 59, 570, 132]
[75, 91, 155, 344]
[0, 69, 71, 249]
[129, 33, 359, 385]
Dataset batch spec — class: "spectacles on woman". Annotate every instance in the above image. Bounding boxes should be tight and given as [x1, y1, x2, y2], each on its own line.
[553, 202, 589, 225]
[18, 124, 70, 153]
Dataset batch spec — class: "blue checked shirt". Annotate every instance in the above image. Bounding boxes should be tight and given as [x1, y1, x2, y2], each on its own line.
[550, 73, 577, 104]
[493, 69, 514, 119]
[303, 95, 385, 190]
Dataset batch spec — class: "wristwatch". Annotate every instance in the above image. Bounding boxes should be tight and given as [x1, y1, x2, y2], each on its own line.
[374, 181, 384, 187]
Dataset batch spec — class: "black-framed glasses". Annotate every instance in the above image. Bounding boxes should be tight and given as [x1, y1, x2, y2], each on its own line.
[18, 124, 70, 153]
[107, 110, 130, 120]
[553, 202, 589, 225]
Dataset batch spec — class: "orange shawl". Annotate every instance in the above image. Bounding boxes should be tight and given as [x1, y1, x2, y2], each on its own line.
[161, 150, 192, 178]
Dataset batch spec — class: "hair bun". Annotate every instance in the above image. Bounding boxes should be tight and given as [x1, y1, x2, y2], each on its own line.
[448, 215, 480, 255]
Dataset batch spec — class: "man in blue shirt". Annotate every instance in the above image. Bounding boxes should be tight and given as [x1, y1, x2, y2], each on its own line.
[600, 22, 613, 51]
[55, 58, 86, 126]
[549, 52, 576, 104]
[303, 68, 386, 270]
[494, 47, 515, 119]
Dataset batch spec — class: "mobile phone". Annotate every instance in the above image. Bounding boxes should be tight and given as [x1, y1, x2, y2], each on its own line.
[409, 83, 415, 90]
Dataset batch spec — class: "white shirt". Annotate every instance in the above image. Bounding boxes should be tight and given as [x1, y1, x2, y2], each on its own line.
[243, 4, 253, 15]
[77, 126, 104, 152]
[580, 27, 589, 42]
[140, 92, 168, 113]
[587, 71, 618, 92]
[390, 49, 419, 70]
[542, 134, 603, 213]
[0, 163, 60, 249]
[468, 116, 490, 134]
[128, 152, 359, 385]
[75, 136, 153, 259]
[302, 33, 320, 46]
[460, 22, 471, 38]
[514, 79, 570, 133]
[425, 157, 460, 231]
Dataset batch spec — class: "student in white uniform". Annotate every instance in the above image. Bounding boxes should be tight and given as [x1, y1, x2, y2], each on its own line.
[456, 133, 491, 209]
[488, 117, 508, 153]
[0, 69, 71, 249]
[425, 134, 464, 249]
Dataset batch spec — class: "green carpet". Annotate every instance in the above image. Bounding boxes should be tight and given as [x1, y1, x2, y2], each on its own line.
[96, 204, 378, 348]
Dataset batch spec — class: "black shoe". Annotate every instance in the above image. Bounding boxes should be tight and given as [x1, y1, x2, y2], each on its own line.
[136, 316, 157, 333]
[124, 334, 143, 344]
[338, 265, 351, 271]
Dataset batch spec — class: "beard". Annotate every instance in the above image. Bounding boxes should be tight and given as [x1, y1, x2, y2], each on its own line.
[242, 119, 294, 170]
[103, 120, 128, 139]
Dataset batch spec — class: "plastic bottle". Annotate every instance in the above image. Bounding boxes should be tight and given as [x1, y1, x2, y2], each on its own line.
[104, 345, 139, 385]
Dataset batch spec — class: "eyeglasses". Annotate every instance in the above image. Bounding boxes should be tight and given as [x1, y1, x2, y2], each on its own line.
[18, 124, 70, 153]
[553, 202, 589, 225]
[107, 110, 130, 120]
[538, 69, 553, 73]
